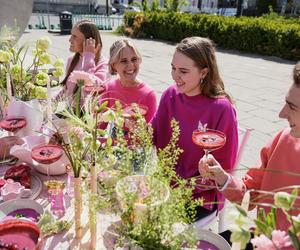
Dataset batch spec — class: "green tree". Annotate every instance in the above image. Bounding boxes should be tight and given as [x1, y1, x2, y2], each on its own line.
[257, 0, 277, 15]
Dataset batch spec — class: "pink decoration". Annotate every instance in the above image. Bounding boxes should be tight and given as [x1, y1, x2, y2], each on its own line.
[251, 230, 292, 250]
[68, 70, 97, 86]
[0, 179, 32, 201]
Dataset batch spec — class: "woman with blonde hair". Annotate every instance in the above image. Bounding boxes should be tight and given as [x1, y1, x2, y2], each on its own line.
[151, 36, 238, 221]
[101, 39, 157, 122]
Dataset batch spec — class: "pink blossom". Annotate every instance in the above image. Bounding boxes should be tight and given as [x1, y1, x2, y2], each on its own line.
[68, 70, 97, 86]
[251, 231, 292, 250]
[251, 234, 276, 250]
[271, 230, 292, 249]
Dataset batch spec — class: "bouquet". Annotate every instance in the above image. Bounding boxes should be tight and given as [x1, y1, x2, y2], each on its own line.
[0, 36, 64, 102]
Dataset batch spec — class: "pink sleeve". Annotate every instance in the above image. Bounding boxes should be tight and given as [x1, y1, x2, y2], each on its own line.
[82, 52, 109, 83]
[222, 133, 281, 208]
[144, 90, 157, 123]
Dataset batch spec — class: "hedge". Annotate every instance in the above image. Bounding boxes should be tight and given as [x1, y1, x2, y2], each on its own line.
[123, 12, 300, 60]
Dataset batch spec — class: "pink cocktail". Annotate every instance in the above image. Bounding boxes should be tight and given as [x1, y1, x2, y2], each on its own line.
[192, 129, 226, 153]
[192, 128, 226, 187]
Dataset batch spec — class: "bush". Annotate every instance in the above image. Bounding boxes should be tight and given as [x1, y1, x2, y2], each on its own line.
[123, 12, 300, 60]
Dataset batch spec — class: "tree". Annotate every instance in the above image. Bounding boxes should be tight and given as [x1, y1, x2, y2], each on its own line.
[257, 0, 277, 15]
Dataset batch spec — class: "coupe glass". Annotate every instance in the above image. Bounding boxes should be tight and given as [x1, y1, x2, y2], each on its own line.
[192, 128, 226, 189]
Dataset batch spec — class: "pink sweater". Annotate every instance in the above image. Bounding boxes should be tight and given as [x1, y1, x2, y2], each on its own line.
[101, 78, 157, 122]
[64, 52, 109, 103]
[223, 128, 300, 234]
[151, 85, 238, 211]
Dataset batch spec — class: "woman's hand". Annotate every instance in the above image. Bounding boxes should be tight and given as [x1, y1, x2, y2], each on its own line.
[83, 37, 100, 55]
[198, 154, 229, 187]
[0, 136, 24, 160]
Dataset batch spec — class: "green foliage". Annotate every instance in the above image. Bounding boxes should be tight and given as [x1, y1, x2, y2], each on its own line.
[123, 12, 300, 60]
[151, 0, 160, 12]
[142, 0, 150, 12]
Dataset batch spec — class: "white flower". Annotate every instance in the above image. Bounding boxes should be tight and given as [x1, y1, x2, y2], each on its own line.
[0, 50, 12, 63]
[52, 67, 64, 78]
[229, 224, 251, 249]
[274, 192, 294, 210]
[101, 109, 116, 123]
[39, 53, 51, 65]
[36, 36, 51, 51]
[53, 58, 64, 68]
[34, 86, 48, 99]
[35, 71, 49, 86]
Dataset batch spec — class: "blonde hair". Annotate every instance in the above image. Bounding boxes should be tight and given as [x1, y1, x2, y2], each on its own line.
[109, 39, 142, 75]
[176, 37, 233, 103]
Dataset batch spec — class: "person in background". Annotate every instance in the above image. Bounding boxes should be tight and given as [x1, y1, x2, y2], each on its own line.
[101, 39, 157, 123]
[198, 62, 300, 248]
[151, 36, 238, 221]
[60, 19, 109, 105]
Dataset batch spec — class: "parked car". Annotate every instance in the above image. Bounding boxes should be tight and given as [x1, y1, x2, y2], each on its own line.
[125, 5, 141, 12]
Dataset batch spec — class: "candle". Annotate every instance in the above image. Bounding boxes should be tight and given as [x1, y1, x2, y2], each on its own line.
[6, 72, 12, 101]
[46, 80, 53, 129]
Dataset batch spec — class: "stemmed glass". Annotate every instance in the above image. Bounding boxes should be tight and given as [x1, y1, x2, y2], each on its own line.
[192, 123, 226, 189]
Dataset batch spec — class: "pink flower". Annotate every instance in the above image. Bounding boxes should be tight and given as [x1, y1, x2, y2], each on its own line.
[251, 231, 292, 250]
[271, 230, 292, 249]
[69, 71, 97, 86]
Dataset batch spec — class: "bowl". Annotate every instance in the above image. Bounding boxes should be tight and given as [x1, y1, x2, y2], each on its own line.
[0, 199, 44, 223]
[0, 219, 43, 249]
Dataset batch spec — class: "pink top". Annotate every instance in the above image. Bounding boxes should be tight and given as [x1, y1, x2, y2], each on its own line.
[151, 85, 238, 211]
[101, 78, 157, 122]
[223, 128, 300, 236]
[63, 52, 109, 104]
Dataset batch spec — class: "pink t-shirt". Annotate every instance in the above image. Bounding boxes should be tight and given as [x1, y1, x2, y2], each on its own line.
[101, 78, 157, 122]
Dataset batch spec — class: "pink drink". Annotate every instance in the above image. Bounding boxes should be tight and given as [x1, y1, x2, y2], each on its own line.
[192, 129, 226, 152]
[122, 104, 148, 119]
[31, 144, 63, 164]
[0, 220, 42, 250]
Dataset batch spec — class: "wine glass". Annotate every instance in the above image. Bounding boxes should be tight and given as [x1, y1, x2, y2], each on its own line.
[192, 128, 226, 189]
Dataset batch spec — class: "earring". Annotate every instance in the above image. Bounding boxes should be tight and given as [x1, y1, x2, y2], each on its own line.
[200, 78, 204, 84]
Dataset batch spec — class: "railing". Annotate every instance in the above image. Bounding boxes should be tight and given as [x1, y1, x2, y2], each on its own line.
[28, 13, 123, 31]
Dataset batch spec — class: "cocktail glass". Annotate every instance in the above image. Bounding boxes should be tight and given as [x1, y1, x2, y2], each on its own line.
[192, 128, 226, 188]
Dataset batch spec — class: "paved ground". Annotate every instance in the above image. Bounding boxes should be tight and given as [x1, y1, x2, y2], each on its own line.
[19, 29, 295, 231]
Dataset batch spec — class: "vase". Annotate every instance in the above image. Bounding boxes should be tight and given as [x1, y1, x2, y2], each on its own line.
[89, 165, 97, 249]
[74, 177, 82, 239]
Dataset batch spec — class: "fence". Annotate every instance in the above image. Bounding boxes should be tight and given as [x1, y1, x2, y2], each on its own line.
[28, 13, 124, 31]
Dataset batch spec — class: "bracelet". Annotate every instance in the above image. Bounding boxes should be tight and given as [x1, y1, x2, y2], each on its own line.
[216, 173, 231, 192]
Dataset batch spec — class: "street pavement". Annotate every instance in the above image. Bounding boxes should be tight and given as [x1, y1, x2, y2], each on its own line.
[19, 29, 295, 231]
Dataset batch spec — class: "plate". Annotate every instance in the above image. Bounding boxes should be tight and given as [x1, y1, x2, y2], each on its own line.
[0, 165, 42, 201]
[0, 199, 44, 223]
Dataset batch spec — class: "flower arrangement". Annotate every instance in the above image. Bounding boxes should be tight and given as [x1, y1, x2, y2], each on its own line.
[0, 35, 64, 102]
[229, 187, 300, 250]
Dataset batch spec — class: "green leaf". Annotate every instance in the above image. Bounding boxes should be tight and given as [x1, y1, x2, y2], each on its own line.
[288, 229, 300, 250]
[290, 188, 298, 207]
[236, 205, 247, 217]
[254, 219, 272, 237]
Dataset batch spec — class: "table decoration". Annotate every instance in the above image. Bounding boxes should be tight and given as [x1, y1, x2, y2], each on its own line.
[0, 199, 44, 223]
[0, 219, 43, 249]
[229, 187, 300, 250]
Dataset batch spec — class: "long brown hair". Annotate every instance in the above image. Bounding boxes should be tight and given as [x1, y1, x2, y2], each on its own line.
[176, 37, 233, 103]
[61, 19, 102, 86]
[293, 62, 300, 87]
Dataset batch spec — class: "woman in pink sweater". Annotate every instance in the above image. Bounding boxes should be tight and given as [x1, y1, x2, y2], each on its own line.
[151, 37, 238, 220]
[101, 39, 157, 122]
[60, 20, 109, 106]
[199, 62, 300, 248]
